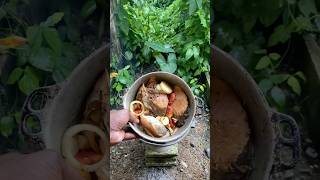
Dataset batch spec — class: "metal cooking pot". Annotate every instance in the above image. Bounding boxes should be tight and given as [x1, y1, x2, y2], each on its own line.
[123, 72, 196, 146]
[213, 45, 301, 180]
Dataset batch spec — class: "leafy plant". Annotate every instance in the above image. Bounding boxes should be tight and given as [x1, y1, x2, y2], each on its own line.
[254, 51, 306, 111]
[110, 64, 134, 106]
[6, 12, 79, 95]
[114, 0, 210, 98]
[214, 0, 319, 113]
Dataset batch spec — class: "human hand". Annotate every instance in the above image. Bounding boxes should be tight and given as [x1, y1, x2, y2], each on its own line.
[0, 150, 84, 180]
[110, 109, 139, 145]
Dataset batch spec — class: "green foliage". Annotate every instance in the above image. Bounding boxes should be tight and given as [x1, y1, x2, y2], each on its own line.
[255, 52, 305, 111]
[6, 12, 79, 95]
[113, 0, 210, 98]
[215, 0, 318, 113]
[110, 64, 134, 106]
[0, 116, 15, 138]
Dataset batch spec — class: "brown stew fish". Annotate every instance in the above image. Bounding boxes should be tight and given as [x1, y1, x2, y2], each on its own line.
[130, 77, 189, 138]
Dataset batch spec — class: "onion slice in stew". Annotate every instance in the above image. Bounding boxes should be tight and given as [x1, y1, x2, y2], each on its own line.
[130, 100, 144, 116]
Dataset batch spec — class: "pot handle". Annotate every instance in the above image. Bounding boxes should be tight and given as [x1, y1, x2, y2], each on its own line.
[271, 112, 301, 168]
[21, 84, 62, 138]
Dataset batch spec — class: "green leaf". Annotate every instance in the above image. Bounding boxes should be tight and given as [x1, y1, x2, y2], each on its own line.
[197, 9, 207, 28]
[269, 53, 281, 61]
[18, 67, 39, 95]
[189, 0, 197, 15]
[26, 26, 42, 51]
[294, 71, 306, 82]
[142, 45, 151, 58]
[295, 16, 313, 31]
[258, 79, 273, 94]
[243, 13, 257, 33]
[125, 51, 133, 60]
[196, 0, 203, 8]
[193, 46, 200, 58]
[287, 76, 301, 95]
[298, 0, 317, 17]
[42, 27, 62, 55]
[155, 53, 177, 73]
[268, 25, 291, 46]
[115, 83, 123, 92]
[7, 68, 23, 84]
[271, 86, 286, 107]
[270, 74, 289, 84]
[255, 56, 271, 70]
[258, 0, 283, 26]
[43, 12, 64, 27]
[185, 48, 194, 60]
[199, 85, 204, 92]
[29, 48, 54, 71]
[81, 0, 97, 18]
[146, 42, 174, 53]
[52, 56, 78, 83]
[0, 116, 15, 137]
[52, 69, 65, 83]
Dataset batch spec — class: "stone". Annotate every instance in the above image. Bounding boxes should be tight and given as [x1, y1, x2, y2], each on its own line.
[145, 144, 178, 167]
[191, 120, 196, 128]
[299, 168, 312, 174]
[145, 157, 177, 167]
[283, 170, 294, 179]
[181, 160, 188, 168]
[190, 143, 195, 147]
[204, 148, 210, 158]
[145, 144, 178, 158]
[305, 147, 318, 159]
[305, 138, 312, 144]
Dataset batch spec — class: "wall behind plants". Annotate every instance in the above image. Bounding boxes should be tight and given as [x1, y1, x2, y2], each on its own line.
[110, 0, 210, 108]
[214, 0, 320, 115]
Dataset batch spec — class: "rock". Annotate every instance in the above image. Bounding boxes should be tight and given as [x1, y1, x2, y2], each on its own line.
[305, 147, 318, 159]
[119, 146, 124, 150]
[305, 138, 312, 144]
[191, 120, 196, 128]
[204, 148, 210, 158]
[179, 168, 184, 172]
[181, 161, 188, 168]
[299, 168, 312, 174]
[272, 173, 281, 179]
[190, 143, 195, 147]
[283, 169, 294, 179]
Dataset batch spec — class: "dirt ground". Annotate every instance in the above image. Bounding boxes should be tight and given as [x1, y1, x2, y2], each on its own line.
[110, 106, 210, 180]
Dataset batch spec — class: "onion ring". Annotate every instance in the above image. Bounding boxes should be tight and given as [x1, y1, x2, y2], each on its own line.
[130, 100, 144, 116]
[61, 124, 106, 172]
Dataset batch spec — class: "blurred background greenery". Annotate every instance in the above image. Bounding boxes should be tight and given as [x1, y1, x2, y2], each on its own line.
[0, 0, 107, 153]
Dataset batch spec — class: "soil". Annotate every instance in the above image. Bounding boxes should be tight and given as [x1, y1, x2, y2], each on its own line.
[270, 127, 320, 180]
[110, 103, 210, 180]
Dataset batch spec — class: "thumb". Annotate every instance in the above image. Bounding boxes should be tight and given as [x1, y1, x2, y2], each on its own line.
[110, 109, 130, 130]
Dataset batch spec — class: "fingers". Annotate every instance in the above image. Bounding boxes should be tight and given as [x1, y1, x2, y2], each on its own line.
[110, 130, 125, 145]
[129, 111, 140, 123]
[124, 132, 137, 141]
[110, 109, 130, 130]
